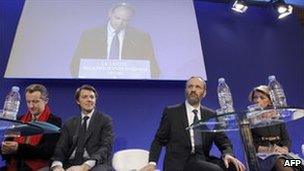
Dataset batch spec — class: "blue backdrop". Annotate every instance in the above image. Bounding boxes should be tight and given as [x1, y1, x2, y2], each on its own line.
[1, 0, 304, 169]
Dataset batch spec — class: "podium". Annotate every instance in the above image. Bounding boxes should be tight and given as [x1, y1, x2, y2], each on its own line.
[188, 107, 304, 171]
[0, 117, 60, 137]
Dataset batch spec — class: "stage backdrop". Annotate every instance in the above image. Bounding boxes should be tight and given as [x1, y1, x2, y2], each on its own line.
[1, 0, 304, 169]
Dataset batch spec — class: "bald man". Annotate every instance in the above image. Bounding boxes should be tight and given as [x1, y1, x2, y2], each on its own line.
[143, 76, 245, 171]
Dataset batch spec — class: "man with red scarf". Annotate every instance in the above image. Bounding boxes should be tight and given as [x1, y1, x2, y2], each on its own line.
[1, 84, 62, 171]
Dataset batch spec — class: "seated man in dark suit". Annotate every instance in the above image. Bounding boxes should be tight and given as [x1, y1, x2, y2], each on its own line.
[70, 3, 160, 78]
[51, 84, 113, 171]
[0, 84, 62, 171]
[141, 76, 246, 171]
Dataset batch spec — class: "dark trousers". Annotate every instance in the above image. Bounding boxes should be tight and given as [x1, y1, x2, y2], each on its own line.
[184, 154, 237, 171]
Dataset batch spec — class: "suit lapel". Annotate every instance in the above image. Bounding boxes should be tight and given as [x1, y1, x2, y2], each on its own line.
[75, 116, 82, 141]
[84, 110, 97, 142]
[200, 107, 205, 120]
[122, 27, 136, 57]
[180, 103, 191, 146]
[100, 28, 107, 57]
[200, 106, 215, 144]
[200, 107, 213, 121]
[89, 26, 107, 58]
[200, 107, 206, 142]
[70, 116, 82, 155]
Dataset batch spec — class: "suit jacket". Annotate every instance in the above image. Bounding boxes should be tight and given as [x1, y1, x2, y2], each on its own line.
[1, 113, 62, 169]
[52, 110, 113, 167]
[70, 26, 160, 78]
[149, 103, 233, 171]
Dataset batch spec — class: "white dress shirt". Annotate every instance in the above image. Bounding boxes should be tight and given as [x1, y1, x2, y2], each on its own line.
[185, 101, 201, 153]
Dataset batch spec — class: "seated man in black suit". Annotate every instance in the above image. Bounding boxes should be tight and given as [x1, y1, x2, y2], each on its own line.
[51, 84, 113, 171]
[70, 3, 160, 78]
[0, 84, 62, 171]
[142, 76, 246, 171]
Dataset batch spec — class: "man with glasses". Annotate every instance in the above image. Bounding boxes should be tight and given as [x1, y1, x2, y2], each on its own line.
[0, 84, 62, 171]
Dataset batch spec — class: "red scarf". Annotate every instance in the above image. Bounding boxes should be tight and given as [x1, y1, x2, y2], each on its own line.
[7, 105, 51, 171]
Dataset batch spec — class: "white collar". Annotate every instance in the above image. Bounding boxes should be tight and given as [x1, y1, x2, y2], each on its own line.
[107, 21, 125, 34]
[81, 109, 94, 119]
[185, 100, 201, 112]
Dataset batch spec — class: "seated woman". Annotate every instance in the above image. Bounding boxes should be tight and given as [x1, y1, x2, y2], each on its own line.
[248, 85, 302, 171]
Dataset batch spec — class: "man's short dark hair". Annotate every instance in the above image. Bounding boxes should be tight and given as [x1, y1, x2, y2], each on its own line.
[75, 84, 98, 100]
[25, 84, 48, 100]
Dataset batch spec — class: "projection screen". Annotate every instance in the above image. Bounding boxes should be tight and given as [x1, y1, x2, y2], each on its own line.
[5, 0, 207, 80]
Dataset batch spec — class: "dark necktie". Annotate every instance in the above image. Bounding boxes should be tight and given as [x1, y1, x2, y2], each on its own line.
[192, 109, 203, 151]
[109, 30, 120, 59]
[75, 116, 89, 162]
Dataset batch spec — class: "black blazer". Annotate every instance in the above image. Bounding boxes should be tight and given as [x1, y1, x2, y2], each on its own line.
[52, 110, 113, 167]
[149, 103, 233, 171]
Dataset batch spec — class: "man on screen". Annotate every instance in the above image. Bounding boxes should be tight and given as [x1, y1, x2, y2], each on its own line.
[70, 3, 160, 79]
[141, 76, 246, 171]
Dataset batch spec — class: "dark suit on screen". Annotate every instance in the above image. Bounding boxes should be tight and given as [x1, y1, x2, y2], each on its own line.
[52, 110, 113, 170]
[70, 26, 160, 78]
[149, 103, 234, 171]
